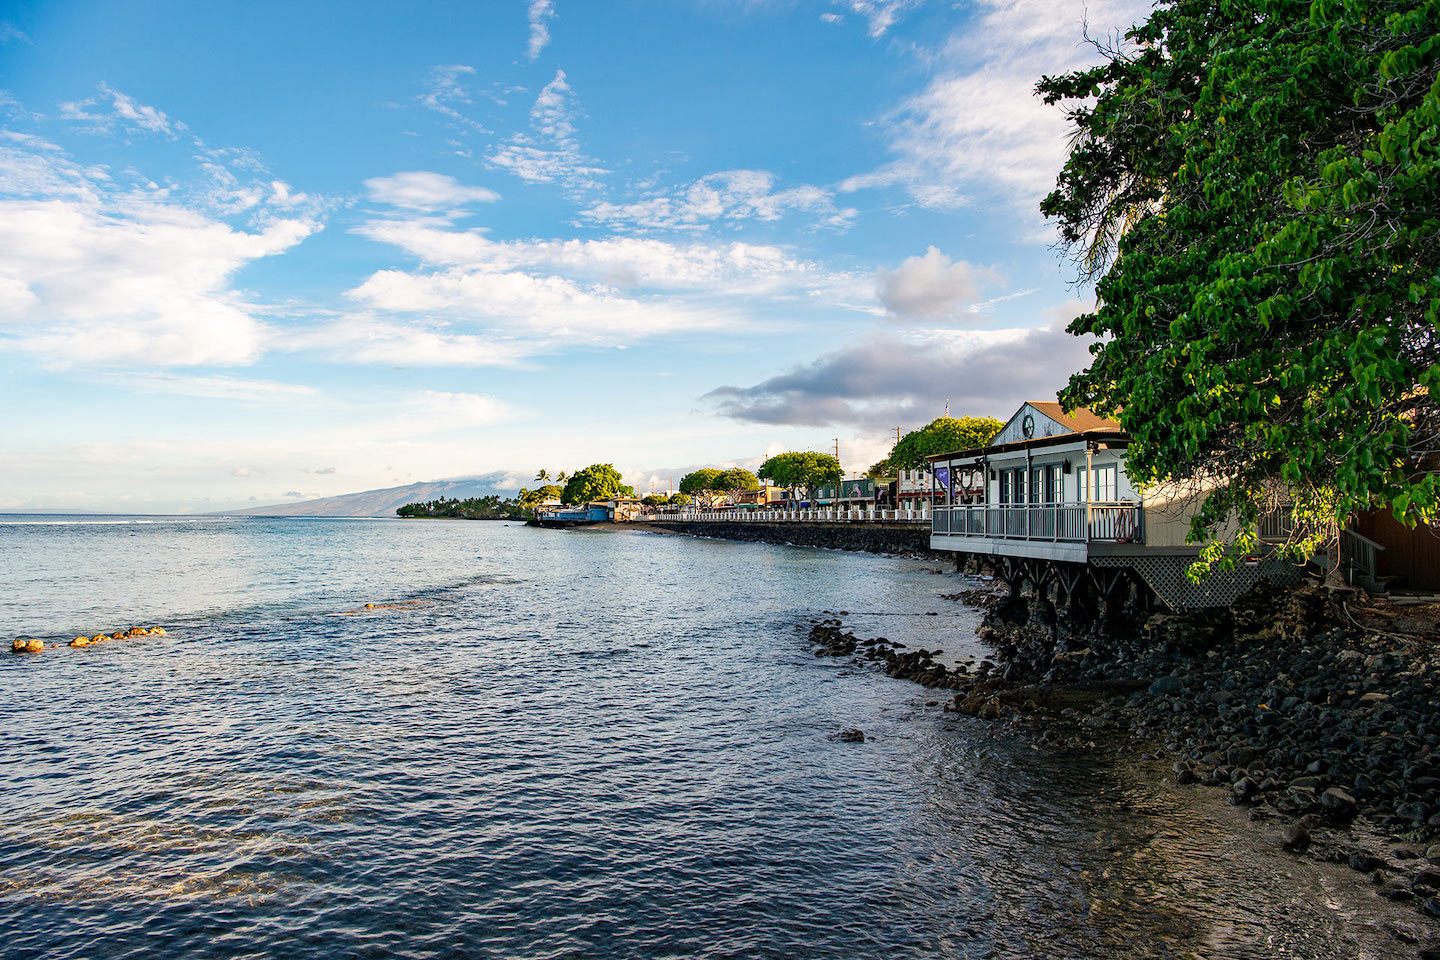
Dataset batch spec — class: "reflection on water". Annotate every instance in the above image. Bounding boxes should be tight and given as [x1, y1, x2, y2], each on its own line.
[0, 518, 1422, 958]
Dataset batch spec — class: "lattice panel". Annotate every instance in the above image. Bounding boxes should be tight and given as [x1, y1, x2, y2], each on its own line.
[1091, 553, 1304, 611]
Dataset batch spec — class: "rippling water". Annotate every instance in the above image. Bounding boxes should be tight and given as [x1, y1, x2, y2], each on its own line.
[0, 517, 1421, 958]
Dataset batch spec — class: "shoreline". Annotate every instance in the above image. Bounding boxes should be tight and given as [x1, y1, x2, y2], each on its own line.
[651, 520, 1440, 942]
[809, 581, 1440, 941]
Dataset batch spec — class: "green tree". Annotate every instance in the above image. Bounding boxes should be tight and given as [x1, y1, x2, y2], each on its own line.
[865, 458, 896, 481]
[641, 493, 669, 507]
[535, 468, 550, 483]
[668, 492, 692, 507]
[679, 468, 724, 506]
[1040, 0, 1440, 574]
[716, 467, 760, 501]
[888, 416, 1003, 471]
[520, 484, 564, 506]
[562, 464, 631, 505]
[757, 452, 843, 505]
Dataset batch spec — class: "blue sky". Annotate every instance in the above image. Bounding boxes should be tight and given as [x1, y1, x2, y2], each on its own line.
[0, 0, 1150, 512]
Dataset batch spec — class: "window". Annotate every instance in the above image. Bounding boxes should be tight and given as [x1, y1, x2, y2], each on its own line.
[999, 470, 1011, 504]
[1043, 464, 1060, 503]
[1029, 466, 1043, 504]
[1091, 464, 1118, 502]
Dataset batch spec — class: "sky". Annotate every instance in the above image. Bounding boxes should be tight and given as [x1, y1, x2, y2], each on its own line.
[0, 0, 1152, 512]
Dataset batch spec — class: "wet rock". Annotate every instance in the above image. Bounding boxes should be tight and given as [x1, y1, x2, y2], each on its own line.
[829, 728, 865, 743]
[10, 638, 43, 654]
[1426, 845, 1440, 865]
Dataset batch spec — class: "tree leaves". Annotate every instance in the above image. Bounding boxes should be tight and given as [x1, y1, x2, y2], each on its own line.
[1042, 0, 1440, 573]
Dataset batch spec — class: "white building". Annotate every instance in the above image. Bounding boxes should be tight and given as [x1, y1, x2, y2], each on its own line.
[927, 401, 1300, 610]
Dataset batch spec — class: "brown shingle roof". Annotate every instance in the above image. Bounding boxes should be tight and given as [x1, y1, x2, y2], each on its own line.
[1025, 401, 1121, 433]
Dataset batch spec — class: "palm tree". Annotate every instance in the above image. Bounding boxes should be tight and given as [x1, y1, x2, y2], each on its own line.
[535, 469, 550, 483]
[556, 470, 568, 483]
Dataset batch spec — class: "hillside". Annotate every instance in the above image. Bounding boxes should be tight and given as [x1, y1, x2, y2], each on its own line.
[223, 473, 520, 518]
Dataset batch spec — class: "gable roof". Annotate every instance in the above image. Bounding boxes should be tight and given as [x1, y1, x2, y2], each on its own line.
[1024, 401, 1121, 433]
[926, 401, 1128, 462]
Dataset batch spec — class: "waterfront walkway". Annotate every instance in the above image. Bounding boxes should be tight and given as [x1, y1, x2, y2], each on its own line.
[648, 505, 930, 525]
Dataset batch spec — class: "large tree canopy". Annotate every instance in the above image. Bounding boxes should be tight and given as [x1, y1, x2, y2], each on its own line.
[562, 464, 633, 505]
[889, 416, 1004, 471]
[1041, 0, 1440, 571]
[679, 467, 761, 506]
[758, 452, 843, 503]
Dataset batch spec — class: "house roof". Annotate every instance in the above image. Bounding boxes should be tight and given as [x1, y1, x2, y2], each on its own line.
[1024, 401, 1121, 433]
[926, 401, 1128, 463]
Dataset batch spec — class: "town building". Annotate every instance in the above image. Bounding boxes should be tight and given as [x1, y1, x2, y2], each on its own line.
[926, 401, 1302, 610]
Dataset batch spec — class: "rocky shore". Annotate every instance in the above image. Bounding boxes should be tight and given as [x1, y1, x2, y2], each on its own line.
[810, 579, 1440, 946]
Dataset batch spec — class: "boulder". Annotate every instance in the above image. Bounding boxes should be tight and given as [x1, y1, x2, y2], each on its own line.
[1282, 822, 1311, 853]
[829, 728, 865, 743]
[1319, 787, 1358, 820]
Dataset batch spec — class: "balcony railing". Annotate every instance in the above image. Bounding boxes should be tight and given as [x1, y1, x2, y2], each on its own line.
[931, 502, 1143, 544]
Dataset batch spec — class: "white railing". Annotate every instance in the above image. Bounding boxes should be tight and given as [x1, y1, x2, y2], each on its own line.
[649, 504, 930, 525]
[931, 502, 1143, 544]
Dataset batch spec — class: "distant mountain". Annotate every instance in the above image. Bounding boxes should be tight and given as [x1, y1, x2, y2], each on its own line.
[222, 473, 521, 518]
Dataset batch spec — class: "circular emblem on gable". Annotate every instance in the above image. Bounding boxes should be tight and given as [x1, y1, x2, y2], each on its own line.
[1022, 414, 1035, 439]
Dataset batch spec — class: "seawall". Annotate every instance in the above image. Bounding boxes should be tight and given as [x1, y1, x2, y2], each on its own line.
[643, 521, 938, 557]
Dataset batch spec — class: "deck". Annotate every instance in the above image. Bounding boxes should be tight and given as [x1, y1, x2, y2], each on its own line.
[930, 501, 1143, 562]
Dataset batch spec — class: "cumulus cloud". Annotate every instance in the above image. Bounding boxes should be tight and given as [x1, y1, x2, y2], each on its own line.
[365, 171, 500, 211]
[841, 0, 1152, 217]
[580, 169, 855, 233]
[527, 0, 556, 59]
[487, 70, 606, 191]
[877, 246, 992, 321]
[704, 308, 1096, 429]
[0, 142, 318, 367]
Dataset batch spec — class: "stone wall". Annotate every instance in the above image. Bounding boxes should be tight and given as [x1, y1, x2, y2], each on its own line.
[644, 521, 937, 558]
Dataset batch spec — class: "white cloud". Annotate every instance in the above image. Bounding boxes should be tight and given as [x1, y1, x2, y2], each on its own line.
[292, 317, 533, 367]
[841, 0, 1152, 217]
[487, 70, 605, 191]
[0, 21, 29, 44]
[410, 390, 512, 426]
[353, 217, 861, 298]
[419, 64, 489, 133]
[0, 144, 318, 367]
[344, 266, 728, 343]
[836, 0, 923, 37]
[365, 171, 500, 211]
[820, 13, 845, 25]
[877, 246, 992, 320]
[527, 0, 556, 59]
[579, 169, 855, 233]
[60, 83, 182, 137]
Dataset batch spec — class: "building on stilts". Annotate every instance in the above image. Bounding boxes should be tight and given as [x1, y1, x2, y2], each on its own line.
[926, 401, 1306, 614]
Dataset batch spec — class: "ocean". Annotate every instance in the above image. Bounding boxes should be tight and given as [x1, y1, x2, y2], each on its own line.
[0, 516, 1411, 958]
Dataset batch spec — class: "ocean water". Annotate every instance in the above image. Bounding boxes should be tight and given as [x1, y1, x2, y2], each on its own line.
[0, 516, 1421, 958]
